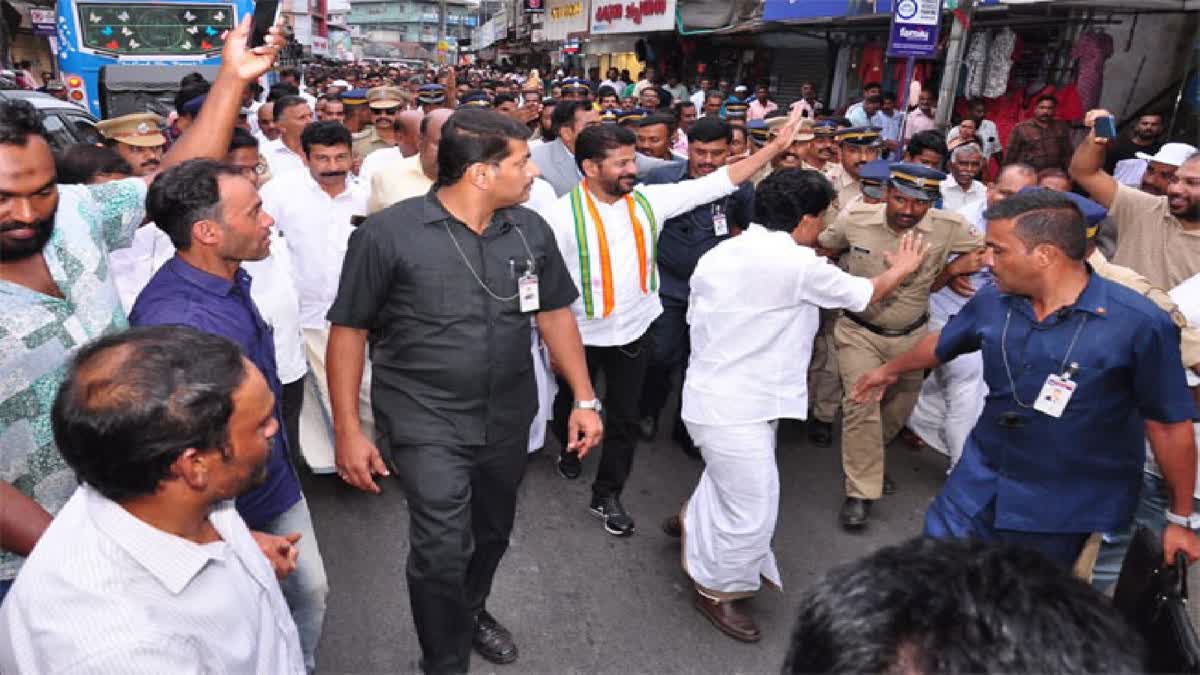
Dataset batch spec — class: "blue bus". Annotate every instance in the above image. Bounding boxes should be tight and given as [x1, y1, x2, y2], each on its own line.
[56, 0, 256, 117]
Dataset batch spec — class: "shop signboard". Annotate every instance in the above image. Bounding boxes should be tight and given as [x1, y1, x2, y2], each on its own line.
[524, 0, 545, 13]
[28, 7, 55, 36]
[590, 0, 675, 34]
[311, 35, 329, 55]
[543, 0, 587, 41]
[887, 0, 941, 58]
[764, 0, 893, 21]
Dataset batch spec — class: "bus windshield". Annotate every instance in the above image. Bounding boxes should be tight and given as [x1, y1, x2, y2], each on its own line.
[76, 2, 236, 56]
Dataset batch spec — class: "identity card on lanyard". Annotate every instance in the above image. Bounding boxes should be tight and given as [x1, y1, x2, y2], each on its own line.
[1033, 362, 1079, 418]
[518, 270, 540, 313]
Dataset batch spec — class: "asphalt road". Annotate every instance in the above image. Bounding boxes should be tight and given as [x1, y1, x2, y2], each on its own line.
[305, 419, 951, 674]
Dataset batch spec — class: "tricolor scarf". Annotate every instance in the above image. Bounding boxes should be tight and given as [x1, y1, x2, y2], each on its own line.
[568, 181, 658, 319]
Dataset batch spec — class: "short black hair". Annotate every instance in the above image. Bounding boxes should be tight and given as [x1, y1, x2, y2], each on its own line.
[179, 71, 208, 90]
[1036, 94, 1058, 106]
[984, 188, 1087, 260]
[55, 143, 133, 183]
[274, 95, 309, 122]
[494, 93, 517, 107]
[52, 325, 249, 502]
[597, 85, 617, 99]
[551, 100, 592, 136]
[687, 115, 732, 144]
[882, 91, 897, 103]
[705, 92, 724, 104]
[174, 80, 211, 117]
[267, 83, 300, 102]
[147, 159, 243, 250]
[436, 108, 530, 186]
[906, 129, 948, 161]
[729, 125, 747, 145]
[0, 100, 49, 146]
[864, 94, 882, 105]
[574, 124, 635, 173]
[754, 169, 835, 232]
[678, 101, 696, 112]
[638, 114, 673, 131]
[228, 127, 259, 154]
[863, 81, 881, 91]
[301, 120, 352, 155]
[278, 67, 300, 81]
[783, 537, 1143, 674]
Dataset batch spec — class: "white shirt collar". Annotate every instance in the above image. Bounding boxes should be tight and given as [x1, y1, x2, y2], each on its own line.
[85, 486, 234, 595]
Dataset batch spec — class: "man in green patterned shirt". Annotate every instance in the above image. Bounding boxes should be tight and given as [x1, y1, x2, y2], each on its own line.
[0, 17, 284, 601]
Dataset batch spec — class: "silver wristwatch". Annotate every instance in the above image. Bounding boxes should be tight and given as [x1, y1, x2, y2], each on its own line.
[1163, 510, 1200, 530]
[573, 398, 603, 414]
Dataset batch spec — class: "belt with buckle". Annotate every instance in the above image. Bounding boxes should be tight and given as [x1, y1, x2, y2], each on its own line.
[844, 311, 929, 337]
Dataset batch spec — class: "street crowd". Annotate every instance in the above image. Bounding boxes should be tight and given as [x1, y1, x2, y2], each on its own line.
[2, 14, 1200, 674]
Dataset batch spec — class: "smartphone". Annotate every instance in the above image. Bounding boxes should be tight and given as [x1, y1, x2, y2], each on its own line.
[249, 0, 279, 48]
[1094, 115, 1117, 139]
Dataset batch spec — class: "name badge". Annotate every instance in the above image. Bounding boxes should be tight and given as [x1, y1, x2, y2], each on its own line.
[1033, 374, 1076, 418]
[713, 213, 729, 236]
[518, 272, 540, 312]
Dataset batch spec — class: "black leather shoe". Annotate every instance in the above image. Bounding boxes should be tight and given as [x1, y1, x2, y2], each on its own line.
[662, 514, 682, 538]
[557, 451, 581, 480]
[590, 494, 635, 536]
[637, 415, 658, 442]
[883, 474, 897, 495]
[808, 420, 833, 447]
[839, 497, 871, 530]
[473, 610, 518, 664]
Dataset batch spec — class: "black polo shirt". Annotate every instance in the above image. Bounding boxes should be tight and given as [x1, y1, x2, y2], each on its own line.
[327, 189, 579, 447]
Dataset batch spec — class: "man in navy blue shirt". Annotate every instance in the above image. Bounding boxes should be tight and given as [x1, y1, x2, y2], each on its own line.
[129, 159, 327, 669]
[637, 116, 753, 452]
[854, 189, 1200, 567]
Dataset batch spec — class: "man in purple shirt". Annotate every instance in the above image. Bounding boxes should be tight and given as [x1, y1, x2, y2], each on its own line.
[129, 159, 327, 672]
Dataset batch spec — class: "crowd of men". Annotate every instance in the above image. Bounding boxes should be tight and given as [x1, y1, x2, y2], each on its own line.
[2, 19, 1200, 672]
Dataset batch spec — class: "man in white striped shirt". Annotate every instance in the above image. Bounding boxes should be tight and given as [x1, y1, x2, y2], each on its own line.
[0, 326, 305, 674]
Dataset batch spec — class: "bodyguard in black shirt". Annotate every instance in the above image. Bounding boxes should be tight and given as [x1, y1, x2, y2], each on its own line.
[325, 109, 603, 673]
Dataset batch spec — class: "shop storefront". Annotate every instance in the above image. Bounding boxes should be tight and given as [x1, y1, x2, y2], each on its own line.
[584, 0, 676, 77]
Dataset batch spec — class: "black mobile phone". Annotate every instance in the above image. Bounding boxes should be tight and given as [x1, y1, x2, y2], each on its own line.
[1094, 115, 1117, 139]
[249, 0, 279, 48]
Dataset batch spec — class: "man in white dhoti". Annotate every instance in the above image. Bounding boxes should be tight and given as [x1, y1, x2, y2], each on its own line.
[665, 168, 928, 641]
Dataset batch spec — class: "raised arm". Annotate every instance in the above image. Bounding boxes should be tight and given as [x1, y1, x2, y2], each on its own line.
[1067, 109, 1119, 209]
[153, 17, 283, 179]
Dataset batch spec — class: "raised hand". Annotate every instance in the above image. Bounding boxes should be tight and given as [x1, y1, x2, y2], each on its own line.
[220, 15, 283, 84]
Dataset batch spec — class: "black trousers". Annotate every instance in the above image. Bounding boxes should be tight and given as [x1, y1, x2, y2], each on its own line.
[281, 377, 305, 468]
[391, 436, 529, 674]
[638, 296, 689, 427]
[552, 331, 653, 497]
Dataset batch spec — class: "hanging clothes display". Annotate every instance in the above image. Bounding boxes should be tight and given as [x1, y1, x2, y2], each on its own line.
[1071, 29, 1114, 112]
[859, 41, 885, 85]
[983, 27, 1018, 99]
[964, 29, 992, 99]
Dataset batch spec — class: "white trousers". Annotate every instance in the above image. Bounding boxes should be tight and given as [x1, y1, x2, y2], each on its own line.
[528, 325, 557, 453]
[300, 326, 376, 473]
[682, 420, 782, 599]
[907, 350, 986, 469]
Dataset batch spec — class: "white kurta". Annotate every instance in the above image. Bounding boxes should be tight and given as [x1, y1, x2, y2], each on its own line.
[681, 224, 873, 596]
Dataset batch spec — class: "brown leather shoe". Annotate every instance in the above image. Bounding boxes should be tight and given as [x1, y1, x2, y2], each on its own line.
[694, 594, 761, 643]
[662, 514, 682, 538]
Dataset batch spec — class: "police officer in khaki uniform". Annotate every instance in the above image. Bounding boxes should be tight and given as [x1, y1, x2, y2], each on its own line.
[803, 119, 843, 185]
[804, 128, 882, 445]
[819, 163, 986, 528]
[96, 112, 167, 177]
[352, 86, 405, 161]
[833, 127, 883, 211]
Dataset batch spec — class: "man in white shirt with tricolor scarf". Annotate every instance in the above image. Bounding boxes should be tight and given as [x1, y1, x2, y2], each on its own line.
[544, 106, 807, 537]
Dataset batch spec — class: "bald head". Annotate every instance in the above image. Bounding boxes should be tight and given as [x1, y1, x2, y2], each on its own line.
[989, 163, 1038, 208]
[256, 102, 279, 141]
[419, 108, 455, 180]
[397, 110, 424, 157]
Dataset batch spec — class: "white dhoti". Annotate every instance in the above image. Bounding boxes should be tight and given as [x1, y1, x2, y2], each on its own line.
[300, 326, 377, 473]
[681, 420, 782, 599]
[907, 299, 987, 470]
[528, 324, 557, 453]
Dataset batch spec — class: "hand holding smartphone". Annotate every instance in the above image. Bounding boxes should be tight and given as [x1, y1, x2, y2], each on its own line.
[1094, 115, 1117, 139]
[249, 0, 279, 48]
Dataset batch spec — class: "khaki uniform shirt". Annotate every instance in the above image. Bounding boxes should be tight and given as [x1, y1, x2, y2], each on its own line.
[829, 168, 861, 225]
[1109, 182, 1200, 291]
[368, 153, 434, 215]
[352, 126, 392, 161]
[1089, 249, 1200, 369]
[819, 203, 984, 329]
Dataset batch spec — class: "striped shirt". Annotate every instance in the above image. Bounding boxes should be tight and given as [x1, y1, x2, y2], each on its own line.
[0, 485, 304, 673]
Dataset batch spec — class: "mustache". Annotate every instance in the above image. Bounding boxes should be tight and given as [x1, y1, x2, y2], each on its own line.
[319, 171, 347, 178]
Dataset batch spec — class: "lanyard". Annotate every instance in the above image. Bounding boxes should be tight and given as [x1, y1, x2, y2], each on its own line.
[443, 222, 535, 303]
[1001, 306, 1088, 409]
